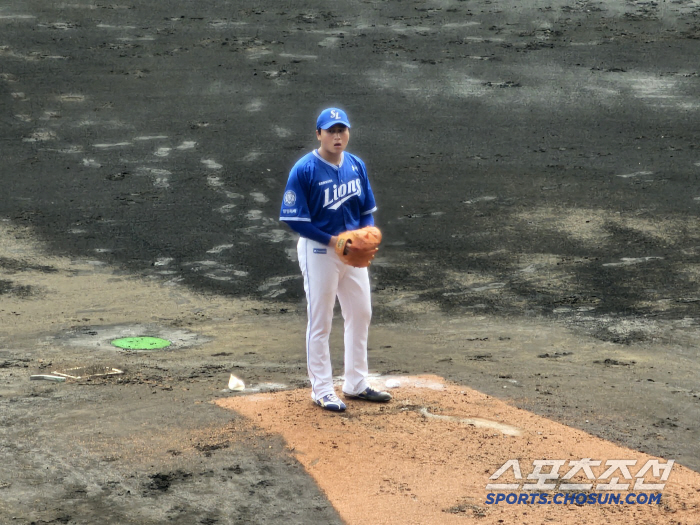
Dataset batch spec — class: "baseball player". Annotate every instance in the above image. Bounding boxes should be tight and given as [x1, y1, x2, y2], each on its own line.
[279, 107, 392, 412]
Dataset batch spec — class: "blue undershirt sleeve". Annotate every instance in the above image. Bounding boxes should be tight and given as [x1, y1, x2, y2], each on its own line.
[284, 214, 375, 245]
[285, 220, 333, 246]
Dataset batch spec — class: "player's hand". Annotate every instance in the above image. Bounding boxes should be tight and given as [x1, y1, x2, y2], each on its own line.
[344, 239, 377, 255]
[330, 235, 377, 255]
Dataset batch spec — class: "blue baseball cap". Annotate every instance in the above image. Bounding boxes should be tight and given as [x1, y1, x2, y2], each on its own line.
[316, 107, 351, 130]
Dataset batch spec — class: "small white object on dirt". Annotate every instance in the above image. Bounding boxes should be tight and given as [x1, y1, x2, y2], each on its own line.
[228, 374, 245, 391]
[30, 375, 66, 382]
[385, 379, 401, 388]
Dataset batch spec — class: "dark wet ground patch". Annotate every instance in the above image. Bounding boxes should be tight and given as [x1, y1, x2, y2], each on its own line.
[537, 351, 574, 359]
[593, 358, 636, 366]
[0, 256, 58, 274]
[0, 357, 31, 369]
[2, 0, 700, 347]
[0, 279, 33, 297]
[0, 373, 344, 525]
[146, 470, 193, 493]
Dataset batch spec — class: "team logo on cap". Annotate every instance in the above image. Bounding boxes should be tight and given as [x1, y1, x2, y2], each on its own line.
[283, 190, 296, 206]
[331, 110, 341, 120]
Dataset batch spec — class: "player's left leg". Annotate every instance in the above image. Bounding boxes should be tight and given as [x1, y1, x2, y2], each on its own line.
[336, 265, 372, 396]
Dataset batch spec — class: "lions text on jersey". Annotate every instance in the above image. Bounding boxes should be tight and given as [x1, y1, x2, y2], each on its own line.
[279, 150, 377, 235]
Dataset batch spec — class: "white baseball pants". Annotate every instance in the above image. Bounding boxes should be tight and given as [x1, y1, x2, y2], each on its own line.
[297, 237, 372, 401]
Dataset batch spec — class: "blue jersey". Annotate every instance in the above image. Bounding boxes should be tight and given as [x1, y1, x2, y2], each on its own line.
[279, 150, 377, 236]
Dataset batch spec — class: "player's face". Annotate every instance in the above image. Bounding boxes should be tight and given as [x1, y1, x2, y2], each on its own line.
[317, 124, 350, 157]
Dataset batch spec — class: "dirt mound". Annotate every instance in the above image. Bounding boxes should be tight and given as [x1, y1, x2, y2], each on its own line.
[218, 375, 700, 524]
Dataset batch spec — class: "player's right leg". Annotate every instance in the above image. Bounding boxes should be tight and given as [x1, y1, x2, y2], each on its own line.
[297, 237, 342, 402]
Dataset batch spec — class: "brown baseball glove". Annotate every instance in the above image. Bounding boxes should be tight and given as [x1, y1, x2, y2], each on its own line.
[335, 226, 382, 268]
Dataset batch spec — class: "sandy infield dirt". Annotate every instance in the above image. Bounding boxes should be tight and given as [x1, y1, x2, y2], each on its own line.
[218, 375, 700, 525]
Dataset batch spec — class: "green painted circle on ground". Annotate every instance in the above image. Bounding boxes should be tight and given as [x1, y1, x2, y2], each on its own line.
[111, 337, 172, 350]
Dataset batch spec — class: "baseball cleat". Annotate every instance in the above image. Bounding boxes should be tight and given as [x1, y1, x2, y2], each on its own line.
[344, 387, 392, 402]
[315, 393, 346, 412]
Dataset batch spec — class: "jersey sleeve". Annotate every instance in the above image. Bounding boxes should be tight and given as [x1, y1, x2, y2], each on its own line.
[358, 159, 377, 216]
[279, 164, 311, 222]
[359, 213, 375, 227]
[285, 220, 332, 246]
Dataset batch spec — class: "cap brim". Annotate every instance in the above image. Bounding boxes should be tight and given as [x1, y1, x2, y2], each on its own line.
[319, 120, 351, 129]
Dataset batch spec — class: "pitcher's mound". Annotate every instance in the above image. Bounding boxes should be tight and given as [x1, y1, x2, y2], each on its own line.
[216, 375, 699, 524]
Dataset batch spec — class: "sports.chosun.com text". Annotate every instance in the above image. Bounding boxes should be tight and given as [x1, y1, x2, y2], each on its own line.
[486, 492, 662, 505]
